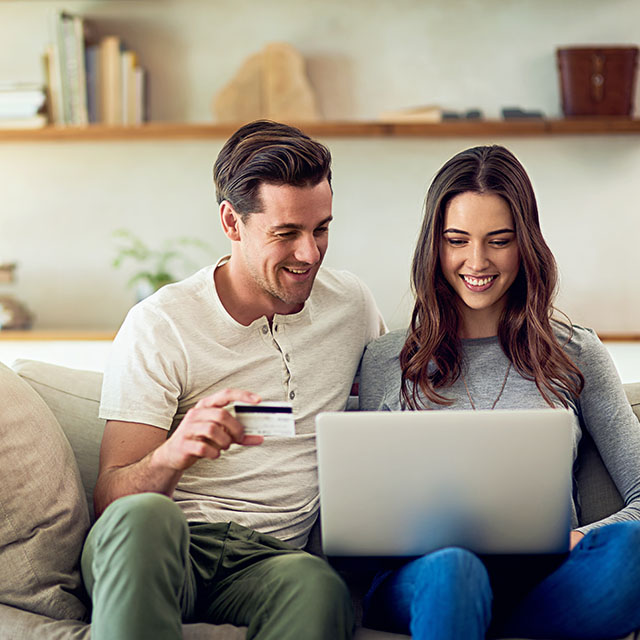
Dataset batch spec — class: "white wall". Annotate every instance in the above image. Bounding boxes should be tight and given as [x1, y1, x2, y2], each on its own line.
[1, 0, 639, 332]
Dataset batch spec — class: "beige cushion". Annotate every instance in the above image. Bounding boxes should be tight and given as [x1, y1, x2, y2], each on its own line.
[12, 359, 105, 522]
[626, 382, 640, 419]
[0, 361, 89, 620]
[0, 601, 253, 640]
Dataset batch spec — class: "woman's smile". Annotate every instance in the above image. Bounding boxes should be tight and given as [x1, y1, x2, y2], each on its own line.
[460, 274, 498, 291]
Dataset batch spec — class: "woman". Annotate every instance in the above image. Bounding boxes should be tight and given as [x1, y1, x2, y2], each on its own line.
[359, 145, 640, 639]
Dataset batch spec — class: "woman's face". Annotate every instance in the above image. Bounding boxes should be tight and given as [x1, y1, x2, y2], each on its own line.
[439, 191, 520, 338]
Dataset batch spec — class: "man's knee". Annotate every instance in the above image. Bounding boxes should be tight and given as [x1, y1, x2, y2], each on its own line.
[83, 493, 189, 593]
[102, 492, 183, 529]
[90, 493, 188, 555]
[269, 553, 351, 608]
[244, 553, 353, 640]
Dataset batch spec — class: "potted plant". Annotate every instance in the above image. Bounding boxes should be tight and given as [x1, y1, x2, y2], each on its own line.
[112, 229, 214, 299]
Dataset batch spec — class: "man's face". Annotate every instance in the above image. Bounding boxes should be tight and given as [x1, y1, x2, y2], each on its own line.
[235, 180, 333, 316]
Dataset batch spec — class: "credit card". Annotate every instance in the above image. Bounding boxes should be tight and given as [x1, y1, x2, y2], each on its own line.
[227, 401, 295, 437]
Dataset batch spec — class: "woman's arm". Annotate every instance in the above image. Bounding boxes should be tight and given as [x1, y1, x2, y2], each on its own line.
[572, 328, 640, 535]
[358, 330, 407, 412]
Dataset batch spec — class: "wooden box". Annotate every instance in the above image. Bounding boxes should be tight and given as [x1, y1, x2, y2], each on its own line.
[557, 47, 639, 116]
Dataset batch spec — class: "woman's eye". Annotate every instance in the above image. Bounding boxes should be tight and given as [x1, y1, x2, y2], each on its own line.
[490, 239, 510, 247]
[446, 238, 466, 246]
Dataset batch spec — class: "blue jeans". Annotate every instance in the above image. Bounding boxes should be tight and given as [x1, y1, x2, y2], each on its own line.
[362, 522, 640, 639]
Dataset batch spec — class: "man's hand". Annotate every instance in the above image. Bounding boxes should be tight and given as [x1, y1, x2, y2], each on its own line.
[94, 388, 264, 517]
[153, 389, 264, 472]
[570, 530, 585, 550]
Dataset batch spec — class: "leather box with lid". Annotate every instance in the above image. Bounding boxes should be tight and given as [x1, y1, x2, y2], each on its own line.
[557, 46, 639, 116]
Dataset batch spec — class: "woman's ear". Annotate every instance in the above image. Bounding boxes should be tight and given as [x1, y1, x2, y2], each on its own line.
[220, 201, 242, 241]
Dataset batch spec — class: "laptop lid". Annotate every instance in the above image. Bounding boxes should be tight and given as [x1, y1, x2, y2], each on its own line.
[316, 409, 573, 556]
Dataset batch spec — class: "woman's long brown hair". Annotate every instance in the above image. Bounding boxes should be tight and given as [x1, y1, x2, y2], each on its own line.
[400, 145, 584, 409]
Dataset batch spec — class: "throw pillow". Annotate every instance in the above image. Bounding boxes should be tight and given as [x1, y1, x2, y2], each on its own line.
[0, 361, 89, 620]
[13, 359, 105, 521]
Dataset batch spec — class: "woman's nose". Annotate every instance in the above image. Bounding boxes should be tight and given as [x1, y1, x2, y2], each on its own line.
[466, 243, 490, 271]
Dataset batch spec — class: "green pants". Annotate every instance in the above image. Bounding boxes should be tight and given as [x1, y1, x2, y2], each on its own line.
[81, 493, 353, 640]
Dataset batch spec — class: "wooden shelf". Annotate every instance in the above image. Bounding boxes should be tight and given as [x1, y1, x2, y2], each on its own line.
[598, 334, 640, 342]
[0, 329, 636, 342]
[0, 330, 115, 341]
[2, 118, 640, 142]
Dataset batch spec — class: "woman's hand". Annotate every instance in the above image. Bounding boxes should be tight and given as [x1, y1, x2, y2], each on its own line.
[570, 530, 585, 550]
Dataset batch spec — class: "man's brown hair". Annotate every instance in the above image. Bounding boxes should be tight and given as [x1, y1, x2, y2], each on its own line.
[213, 120, 332, 220]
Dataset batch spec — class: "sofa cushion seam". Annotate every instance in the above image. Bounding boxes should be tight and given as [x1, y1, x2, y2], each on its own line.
[16, 375, 100, 403]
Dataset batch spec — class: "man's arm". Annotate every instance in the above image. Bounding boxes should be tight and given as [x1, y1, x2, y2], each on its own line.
[94, 388, 263, 518]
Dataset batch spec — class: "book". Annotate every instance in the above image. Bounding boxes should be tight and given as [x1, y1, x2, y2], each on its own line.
[121, 49, 137, 125]
[51, 12, 71, 124]
[70, 14, 89, 125]
[120, 47, 147, 125]
[134, 66, 147, 124]
[85, 44, 100, 123]
[45, 15, 63, 124]
[0, 115, 47, 130]
[0, 84, 45, 102]
[378, 105, 444, 123]
[47, 11, 89, 125]
[0, 85, 46, 119]
[99, 35, 122, 125]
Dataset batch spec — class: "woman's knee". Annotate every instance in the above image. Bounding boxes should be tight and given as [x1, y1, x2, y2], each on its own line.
[581, 522, 640, 565]
[416, 546, 490, 592]
[582, 522, 640, 597]
[412, 548, 492, 632]
[600, 521, 640, 551]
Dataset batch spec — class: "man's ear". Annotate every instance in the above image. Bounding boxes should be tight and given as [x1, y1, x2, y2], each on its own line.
[220, 201, 242, 241]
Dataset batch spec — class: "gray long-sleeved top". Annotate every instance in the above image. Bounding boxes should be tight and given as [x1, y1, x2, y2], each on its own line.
[359, 325, 640, 535]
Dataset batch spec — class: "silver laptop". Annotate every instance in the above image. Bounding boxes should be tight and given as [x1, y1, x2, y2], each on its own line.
[316, 409, 573, 556]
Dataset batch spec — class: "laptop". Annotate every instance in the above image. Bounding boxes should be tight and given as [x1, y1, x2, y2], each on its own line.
[315, 409, 573, 557]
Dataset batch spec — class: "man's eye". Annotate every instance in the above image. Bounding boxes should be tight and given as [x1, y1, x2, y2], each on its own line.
[314, 227, 329, 236]
[276, 232, 295, 239]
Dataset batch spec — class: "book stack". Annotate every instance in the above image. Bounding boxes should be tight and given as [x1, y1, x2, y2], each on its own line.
[378, 106, 486, 123]
[45, 11, 147, 126]
[0, 84, 47, 129]
[378, 105, 445, 123]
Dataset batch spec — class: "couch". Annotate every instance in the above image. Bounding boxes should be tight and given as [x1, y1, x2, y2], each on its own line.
[0, 358, 639, 640]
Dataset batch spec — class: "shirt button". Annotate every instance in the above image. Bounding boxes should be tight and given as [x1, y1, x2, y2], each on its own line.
[274, 325, 278, 332]
[289, 390, 295, 400]
[261, 326, 268, 334]
[285, 353, 290, 362]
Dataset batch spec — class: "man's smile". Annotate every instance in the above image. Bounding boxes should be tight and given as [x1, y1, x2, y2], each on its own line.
[283, 266, 312, 275]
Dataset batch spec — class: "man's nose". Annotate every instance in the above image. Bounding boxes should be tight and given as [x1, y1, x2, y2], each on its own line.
[293, 234, 321, 264]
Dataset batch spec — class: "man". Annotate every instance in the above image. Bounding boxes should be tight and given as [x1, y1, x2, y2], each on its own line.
[82, 120, 385, 640]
